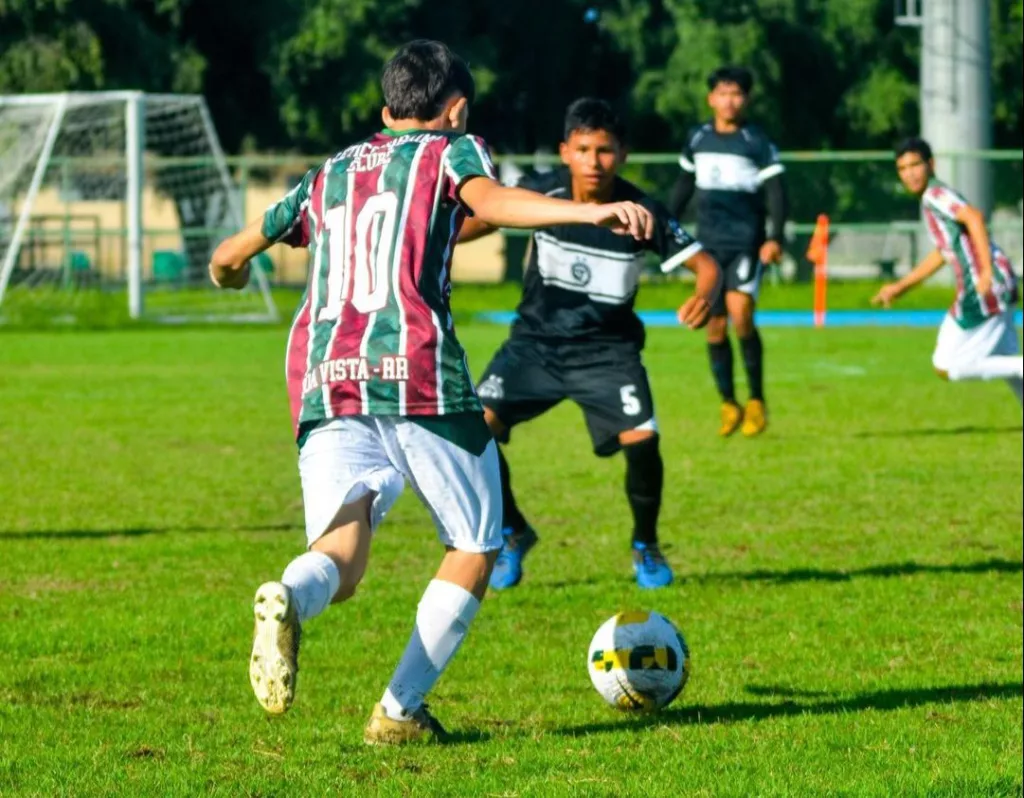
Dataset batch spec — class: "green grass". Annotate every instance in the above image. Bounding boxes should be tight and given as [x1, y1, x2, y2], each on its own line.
[1, 279, 963, 329]
[0, 316, 1021, 796]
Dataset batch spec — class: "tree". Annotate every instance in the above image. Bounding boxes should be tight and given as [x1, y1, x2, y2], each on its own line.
[0, 0, 1019, 156]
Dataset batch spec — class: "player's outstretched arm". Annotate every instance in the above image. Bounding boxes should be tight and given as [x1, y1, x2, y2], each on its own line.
[677, 250, 723, 330]
[209, 219, 273, 290]
[459, 177, 654, 240]
[871, 249, 945, 308]
[457, 216, 498, 244]
[953, 204, 994, 296]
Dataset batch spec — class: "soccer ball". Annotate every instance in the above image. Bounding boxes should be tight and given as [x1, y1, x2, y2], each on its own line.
[588, 611, 690, 712]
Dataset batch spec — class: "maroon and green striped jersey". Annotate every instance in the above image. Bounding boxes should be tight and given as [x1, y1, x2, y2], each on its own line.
[922, 178, 1019, 329]
[263, 129, 497, 435]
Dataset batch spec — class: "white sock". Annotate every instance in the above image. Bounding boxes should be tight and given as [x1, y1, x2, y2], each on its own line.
[1006, 377, 1024, 406]
[947, 356, 1024, 382]
[380, 579, 481, 720]
[280, 551, 341, 622]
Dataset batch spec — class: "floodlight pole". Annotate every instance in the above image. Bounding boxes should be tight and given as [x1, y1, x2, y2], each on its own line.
[920, 0, 992, 212]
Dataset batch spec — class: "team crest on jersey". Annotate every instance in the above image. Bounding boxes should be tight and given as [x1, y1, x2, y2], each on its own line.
[570, 258, 592, 286]
[477, 374, 504, 399]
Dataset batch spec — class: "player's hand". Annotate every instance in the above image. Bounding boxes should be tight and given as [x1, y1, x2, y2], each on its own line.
[870, 283, 901, 308]
[588, 201, 654, 241]
[975, 271, 993, 299]
[759, 240, 783, 265]
[677, 294, 712, 330]
[210, 262, 251, 290]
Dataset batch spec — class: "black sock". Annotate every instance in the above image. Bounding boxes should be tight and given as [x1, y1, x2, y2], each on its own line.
[497, 446, 528, 534]
[740, 329, 764, 401]
[623, 436, 663, 547]
[707, 338, 736, 402]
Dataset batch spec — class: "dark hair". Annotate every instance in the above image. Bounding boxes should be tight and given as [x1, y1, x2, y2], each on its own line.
[381, 40, 475, 121]
[706, 66, 754, 94]
[563, 98, 626, 144]
[895, 137, 933, 161]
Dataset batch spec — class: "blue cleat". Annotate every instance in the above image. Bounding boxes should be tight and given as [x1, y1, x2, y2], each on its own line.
[488, 526, 539, 590]
[632, 542, 674, 589]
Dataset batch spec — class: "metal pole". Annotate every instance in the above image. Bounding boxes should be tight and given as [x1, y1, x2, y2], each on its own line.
[0, 95, 68, 306]
[125, 91, 145, 319]
[921, 0, 992, 212]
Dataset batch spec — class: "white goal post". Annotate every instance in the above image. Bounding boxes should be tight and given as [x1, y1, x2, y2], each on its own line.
[0, 91, 278, 324]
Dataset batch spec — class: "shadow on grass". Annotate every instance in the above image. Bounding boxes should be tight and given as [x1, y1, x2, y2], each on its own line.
[697, 558, 1022, 585]
[339, 729, 492, 752]
[438, 729, 493, 746]
[554, 681, 1023, 736]
[853, 425, 1022, 438]
[0, 523, 296, 541]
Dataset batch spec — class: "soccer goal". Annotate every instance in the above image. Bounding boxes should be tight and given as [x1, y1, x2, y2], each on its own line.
[0, 92, 278, 325]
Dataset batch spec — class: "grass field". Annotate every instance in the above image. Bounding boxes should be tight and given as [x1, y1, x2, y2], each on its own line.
[0, 278, 970, 328]
[1, 294, 1021, 796]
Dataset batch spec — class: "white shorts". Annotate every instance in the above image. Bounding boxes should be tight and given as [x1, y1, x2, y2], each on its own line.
[297, 416, 503, 553]
[932, 310, 1020, 372]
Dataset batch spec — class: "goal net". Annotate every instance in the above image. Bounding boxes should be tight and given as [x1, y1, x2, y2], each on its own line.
[0, 92, 278, 325]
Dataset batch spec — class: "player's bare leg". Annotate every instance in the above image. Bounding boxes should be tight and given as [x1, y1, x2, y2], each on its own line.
[728, 291, 767, 437]
[366, 545, 499, 744]
[250, 494, 373, 715]
[365, 422, 502, 745]
[620, 428, 672, 588]
[707, 315, 743, 436]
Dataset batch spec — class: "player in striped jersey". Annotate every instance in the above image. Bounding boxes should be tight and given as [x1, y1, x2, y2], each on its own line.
[208, 40, 656, 744]
[873, 138, 1022, 404]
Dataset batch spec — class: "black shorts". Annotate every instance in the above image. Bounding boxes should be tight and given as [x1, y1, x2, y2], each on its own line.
[706, 245, 763, 316]
[477, 337, 656, 457]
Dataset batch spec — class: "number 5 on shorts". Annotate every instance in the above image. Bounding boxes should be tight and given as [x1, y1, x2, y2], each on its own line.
[620, 384, 641, 416]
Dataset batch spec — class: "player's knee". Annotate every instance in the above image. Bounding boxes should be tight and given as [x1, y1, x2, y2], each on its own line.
[731, 313, 755, 339]
[440, 546, 500, 600]
[934, 367, 950, 381]
[483, 406, 506, 437]
[706, 315, 728, 343]
[618, 427, 657, 446]
[727, 302, 755, 337]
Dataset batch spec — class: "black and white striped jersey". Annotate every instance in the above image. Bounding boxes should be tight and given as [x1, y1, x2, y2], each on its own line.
[679, 122, 784, 250]
[511, 168, 702, 346]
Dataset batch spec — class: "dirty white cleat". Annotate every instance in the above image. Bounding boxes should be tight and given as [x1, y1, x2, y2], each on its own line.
[249, 581, 300, 715]
[363, 702, 448, 745]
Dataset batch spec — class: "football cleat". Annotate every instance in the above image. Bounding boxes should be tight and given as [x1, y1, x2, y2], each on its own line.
[249, 581, 301, 715]
[489, 525, 539, 590]
[363, 702, 448, 745]
[741, 399, 768, 437]
[632, 542, 674, 589]
[719, 401, 744, 437]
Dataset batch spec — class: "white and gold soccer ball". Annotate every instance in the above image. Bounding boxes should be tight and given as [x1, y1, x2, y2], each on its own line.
[588, 610, 690, 712]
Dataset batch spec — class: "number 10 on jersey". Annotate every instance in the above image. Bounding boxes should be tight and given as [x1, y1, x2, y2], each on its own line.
[317, 191, 399, 321]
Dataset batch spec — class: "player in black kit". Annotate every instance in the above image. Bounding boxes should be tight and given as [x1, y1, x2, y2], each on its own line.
[670, 66, 788, 438]
[461, 98, 721, 590]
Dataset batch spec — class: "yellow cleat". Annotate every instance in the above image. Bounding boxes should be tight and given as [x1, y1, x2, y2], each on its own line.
[719, 401, 744, 437]
[249, 581, 301, 715]
[363, 702, 448, 746]
[741, 399, 768, 437]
